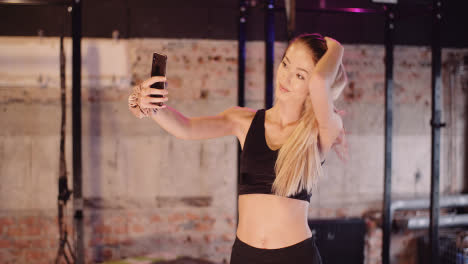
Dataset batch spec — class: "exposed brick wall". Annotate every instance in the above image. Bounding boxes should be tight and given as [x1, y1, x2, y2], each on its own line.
[0, 36, 467, 264]
[0, 213, 62, 264]
[0, 209, 236, 263]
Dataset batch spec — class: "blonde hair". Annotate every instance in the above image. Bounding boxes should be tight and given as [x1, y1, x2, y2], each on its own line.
[271, 33, 347, 198]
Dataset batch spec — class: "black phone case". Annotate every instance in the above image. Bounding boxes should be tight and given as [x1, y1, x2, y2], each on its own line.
[150, 52, 167, 106]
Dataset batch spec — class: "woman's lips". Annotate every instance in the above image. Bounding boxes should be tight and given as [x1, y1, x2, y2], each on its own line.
[279, 84, 289, 92]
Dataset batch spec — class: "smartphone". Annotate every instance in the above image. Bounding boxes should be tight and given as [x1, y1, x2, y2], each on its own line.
[150, 52, 167, 106]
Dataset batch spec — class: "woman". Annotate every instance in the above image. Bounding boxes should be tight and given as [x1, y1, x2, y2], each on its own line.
[128, 33, 348, 264]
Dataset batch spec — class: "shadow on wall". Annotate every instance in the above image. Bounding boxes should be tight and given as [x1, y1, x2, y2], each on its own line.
[86, 43, 104, 261]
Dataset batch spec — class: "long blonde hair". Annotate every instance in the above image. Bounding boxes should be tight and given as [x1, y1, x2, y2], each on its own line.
[271, 33, 347, 198]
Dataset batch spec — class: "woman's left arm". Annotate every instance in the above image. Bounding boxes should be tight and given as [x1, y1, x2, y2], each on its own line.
[308, 37, 344, 158]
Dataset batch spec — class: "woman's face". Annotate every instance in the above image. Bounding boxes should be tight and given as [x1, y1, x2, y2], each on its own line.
[275, 42, 316, 105]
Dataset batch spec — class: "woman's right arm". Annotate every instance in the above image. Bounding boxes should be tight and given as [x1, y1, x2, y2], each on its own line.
[130, 76, 241, 140]
[150, 105, 241, 140]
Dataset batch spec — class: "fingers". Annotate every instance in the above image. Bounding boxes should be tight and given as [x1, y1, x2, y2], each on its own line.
[142, 103, 167, 110]
[140, 94, 168, 108]
[143, 100, 168, 109]
[128, 76, 169, 119]
[330, 127, 349, 163]
[141, 86, 169, 96]
[140, 84, 169, 108]
[141, 76, 167, 89]
[141, 100, 168, 109]
[335, 108, 347, 117]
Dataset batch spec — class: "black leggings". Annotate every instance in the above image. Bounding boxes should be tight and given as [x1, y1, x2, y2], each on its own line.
[230, 235, 323, 264]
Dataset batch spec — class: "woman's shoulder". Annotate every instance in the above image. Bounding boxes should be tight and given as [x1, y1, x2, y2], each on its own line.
[224, 106, 258, 121]
[223, 106, 259, 137]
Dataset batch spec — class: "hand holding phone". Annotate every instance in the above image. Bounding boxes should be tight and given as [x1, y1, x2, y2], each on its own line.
[127, 52, 168, 119]
[150, 52, 167, 107]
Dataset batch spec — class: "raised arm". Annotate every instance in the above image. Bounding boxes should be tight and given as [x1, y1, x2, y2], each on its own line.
[129, 76, 241, 140]
[150, 105, 240, 140]
[308, 37, 345, 158]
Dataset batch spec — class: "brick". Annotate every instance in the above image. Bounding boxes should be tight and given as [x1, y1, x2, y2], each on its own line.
[49, 238, 59, 248]
[25, 225, 41, 236]
[0, 217, 15, 227]
[109, 215, 126, 225]
[13, 240, 30, 249]
[18, 216, 35, 226]
[150, 214, 162, 223]
[0, 239, 11, 248]
[0, 250, 6, 263]
[336, 208, 348, 217]
[25, 249, 48, 262]
[7, 227, 23, 237]
[224, 214, 235, 226]
[28, 239, 45, 248]
[102, 247, 113, 260]
[120, 238, 135, 246]
[194, 222, 214, 231]
[203, 234, 214, 243]
[168, 213, 186, 222]
[88, 236, 104, 247]
[131, 223, 145, 234]
[103, 236, 119, 245]
[36, 222, 52, 234]
[94, 224, 112, 235]
[9, 248, 21, 257]
[202, 215, 215, 222]
[222, 233, 233, 242]
[185, 212, 200, 221]
[215, 245, 231, 254]
[113, 224, 128, 234]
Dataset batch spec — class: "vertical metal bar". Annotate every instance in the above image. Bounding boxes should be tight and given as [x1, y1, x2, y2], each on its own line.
[239, 0, 246, 109]
[237, 0, 247, 229]
[284, 0, 296, 42]
[382, 5, 395, 264]
[71, 0, 84, 263]
[464, 57, 468, 194]
[265, 0, 275, 109]
[430, 1, 443, 263]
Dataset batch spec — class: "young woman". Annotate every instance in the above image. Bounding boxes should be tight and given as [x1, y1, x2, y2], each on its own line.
[128, 33, 348, 264]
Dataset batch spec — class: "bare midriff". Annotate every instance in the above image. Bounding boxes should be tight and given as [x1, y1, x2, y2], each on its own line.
[236, 193, 312, 249]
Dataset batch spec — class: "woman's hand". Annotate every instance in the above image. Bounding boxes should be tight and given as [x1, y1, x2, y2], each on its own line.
[330, 106, 349, 163]
[324, 36, 342, 49]
[128, 76, 169, 119]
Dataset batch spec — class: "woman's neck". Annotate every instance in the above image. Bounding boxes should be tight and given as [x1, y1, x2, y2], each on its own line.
[268, 101, 303, 129]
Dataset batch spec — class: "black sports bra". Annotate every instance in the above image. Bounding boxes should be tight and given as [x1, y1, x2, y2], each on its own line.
[239, 109, 325, 203]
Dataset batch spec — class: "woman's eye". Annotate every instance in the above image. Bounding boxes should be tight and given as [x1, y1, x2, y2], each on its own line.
[297, 74, 304, 80]
[282, 61, 287, 67]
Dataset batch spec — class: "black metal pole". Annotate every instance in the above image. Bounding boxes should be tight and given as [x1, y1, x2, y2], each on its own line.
[237, 0, 247, 229]
[239, 1, 246, 109]
[382, 5, 395, 264]
[265, 0, 275, 109]
[71, 0, 84, 263]
[429, 1, 444, 264]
